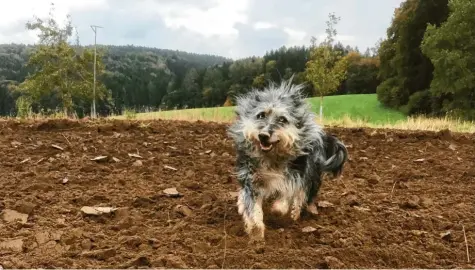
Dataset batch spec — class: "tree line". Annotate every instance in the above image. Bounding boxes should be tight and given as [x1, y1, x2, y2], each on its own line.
[1, 0, 473, 121]
[377, 0, 475, 120]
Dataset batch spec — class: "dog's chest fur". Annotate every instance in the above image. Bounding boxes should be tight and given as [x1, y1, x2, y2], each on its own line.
[252, 161, 298, 198]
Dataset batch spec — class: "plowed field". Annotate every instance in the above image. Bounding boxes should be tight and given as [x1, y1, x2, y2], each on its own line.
[1, 119, 474, 268]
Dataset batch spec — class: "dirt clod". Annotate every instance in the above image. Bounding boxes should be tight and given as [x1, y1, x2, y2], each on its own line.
[13, 201, 37, 215]
[0, 239, 24, 253]
[1, 209, 28, 224]
[82, 248, 116, 260]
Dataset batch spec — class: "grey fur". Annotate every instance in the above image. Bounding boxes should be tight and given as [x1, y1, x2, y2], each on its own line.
[227, 77, 348, 241]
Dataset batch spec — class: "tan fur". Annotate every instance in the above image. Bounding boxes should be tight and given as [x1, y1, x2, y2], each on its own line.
[271, 199, 290, 215]
[273, 125, 300, 157]
[237, 189, 265, 239]
[290, 189, 306, 221]
[241, 118, 259, 144]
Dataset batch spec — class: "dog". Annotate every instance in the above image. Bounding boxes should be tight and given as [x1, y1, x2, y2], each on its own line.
[227, 77, 348, 242]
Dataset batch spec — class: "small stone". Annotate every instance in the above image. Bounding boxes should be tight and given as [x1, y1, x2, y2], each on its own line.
[302, 226, 317, 233]
[414, 158, 425, 163]
[132, 160, 143, 167]
[174, 205, 193, 217]
[353, 206, 370, 212]
[80, 206, 117, 216]
[1, 209, 28, 224]
[317, 201, 334, 208]
[163, 187, 181, 197]
[440, 231, 452, 241]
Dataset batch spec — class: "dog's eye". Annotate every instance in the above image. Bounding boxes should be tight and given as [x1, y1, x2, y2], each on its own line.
[256, 112, 266, 119]
[278, 116, 288, 124]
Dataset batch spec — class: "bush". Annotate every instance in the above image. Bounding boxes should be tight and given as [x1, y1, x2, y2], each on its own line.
[404, 90, 433, 116]
[15, 96, 32, 118]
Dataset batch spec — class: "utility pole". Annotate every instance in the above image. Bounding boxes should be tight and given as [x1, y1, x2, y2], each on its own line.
[90, 25, 103, 118]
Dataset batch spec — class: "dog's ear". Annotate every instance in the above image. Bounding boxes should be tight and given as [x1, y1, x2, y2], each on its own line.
[322, 134, 348, 178]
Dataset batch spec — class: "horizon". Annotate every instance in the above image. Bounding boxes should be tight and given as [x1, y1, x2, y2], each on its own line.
[0, 0, 404, 60]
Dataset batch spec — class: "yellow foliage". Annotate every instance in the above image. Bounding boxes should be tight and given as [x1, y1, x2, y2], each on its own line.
[223, 96, 233, 107]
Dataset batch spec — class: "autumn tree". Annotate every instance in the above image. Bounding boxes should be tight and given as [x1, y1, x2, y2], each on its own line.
[18, 3, 109, 117]
[420, 0, 475, 120]
[305, 12, 350, 121]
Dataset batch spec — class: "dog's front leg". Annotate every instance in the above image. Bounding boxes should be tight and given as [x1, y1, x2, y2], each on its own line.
[290, 189, 306, 221]
[237, 187, 265, 241]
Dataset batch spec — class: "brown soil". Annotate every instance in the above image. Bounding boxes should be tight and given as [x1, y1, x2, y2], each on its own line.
[1, 119, 474, 268]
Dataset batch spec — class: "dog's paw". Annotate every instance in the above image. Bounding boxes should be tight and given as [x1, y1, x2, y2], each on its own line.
[271, 199, 289, 215]
[248, 235, 266, 254]
[306, 203, 319, 216]
[290, 207, 302, 221]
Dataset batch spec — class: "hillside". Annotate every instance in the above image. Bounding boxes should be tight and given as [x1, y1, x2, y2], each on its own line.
[0, 43, 231, 116]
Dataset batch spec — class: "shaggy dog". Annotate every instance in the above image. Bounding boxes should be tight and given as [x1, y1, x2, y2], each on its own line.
[227, 78, 348, 242]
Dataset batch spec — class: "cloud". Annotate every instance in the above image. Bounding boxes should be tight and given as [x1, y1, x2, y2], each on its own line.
[0, 0, 405, 59]
[253, 22, 277, 30]
[283, 27, 307, 47]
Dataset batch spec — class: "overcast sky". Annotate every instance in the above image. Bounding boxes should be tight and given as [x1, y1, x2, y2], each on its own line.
[0, 0, 403, 59]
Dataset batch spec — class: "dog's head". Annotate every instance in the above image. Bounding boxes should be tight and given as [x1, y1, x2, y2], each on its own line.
[228, 77, 323, 159]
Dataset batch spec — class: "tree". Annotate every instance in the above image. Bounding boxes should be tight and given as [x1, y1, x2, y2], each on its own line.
[305, 12, 350, 121]
[420, 0, 475, 120]
[17, 3, 109, 117]
[376, 0, 450, 115]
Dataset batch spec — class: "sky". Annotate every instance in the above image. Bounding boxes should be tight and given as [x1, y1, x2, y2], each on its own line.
[0, 0, 404, 59]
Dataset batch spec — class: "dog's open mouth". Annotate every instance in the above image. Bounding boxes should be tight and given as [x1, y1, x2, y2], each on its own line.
[259, 142, 274, 152]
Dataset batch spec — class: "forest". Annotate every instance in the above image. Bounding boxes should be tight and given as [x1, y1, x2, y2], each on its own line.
[0, 0, 474, 120]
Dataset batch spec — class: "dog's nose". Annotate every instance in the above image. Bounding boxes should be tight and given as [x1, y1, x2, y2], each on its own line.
[258, 133, 270, 142]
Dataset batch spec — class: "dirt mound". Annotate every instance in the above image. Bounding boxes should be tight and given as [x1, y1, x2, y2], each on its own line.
[0, 119, 474, 268]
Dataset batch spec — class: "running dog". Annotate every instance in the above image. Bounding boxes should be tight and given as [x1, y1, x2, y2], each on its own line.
[227, 78, 348, 241]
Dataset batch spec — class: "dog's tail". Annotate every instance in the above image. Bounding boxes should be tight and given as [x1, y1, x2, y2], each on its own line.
[321, 134, 348, 178]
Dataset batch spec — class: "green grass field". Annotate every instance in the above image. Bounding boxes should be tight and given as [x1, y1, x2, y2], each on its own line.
[129, 94, 406, 124]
